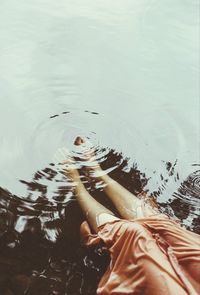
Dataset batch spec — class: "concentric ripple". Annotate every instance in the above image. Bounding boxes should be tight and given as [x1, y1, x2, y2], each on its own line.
[0, 109, 127, 215]
[178, 169, 200, 201]
[171, 169, 200, 208]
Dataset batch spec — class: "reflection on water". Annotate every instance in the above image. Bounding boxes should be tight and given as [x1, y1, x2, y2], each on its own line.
[0, 0, 199, 293]
[0, 146, 199, 294]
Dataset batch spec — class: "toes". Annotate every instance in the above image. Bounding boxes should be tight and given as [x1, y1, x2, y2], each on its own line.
[74, 136, 86, 146]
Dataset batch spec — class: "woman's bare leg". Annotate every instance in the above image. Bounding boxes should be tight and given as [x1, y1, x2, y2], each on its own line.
[62, 158, 118, 233]
[76, 136, 157, 220]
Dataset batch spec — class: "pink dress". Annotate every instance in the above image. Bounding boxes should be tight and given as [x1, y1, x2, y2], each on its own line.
[80, 215, 200, 295]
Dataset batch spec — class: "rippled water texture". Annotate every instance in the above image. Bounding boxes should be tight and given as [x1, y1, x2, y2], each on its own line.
[0, 0, 199, 294]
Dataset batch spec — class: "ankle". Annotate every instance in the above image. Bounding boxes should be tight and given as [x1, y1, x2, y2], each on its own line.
[75, 181, 85, 193]
[100, 174, 115, 185]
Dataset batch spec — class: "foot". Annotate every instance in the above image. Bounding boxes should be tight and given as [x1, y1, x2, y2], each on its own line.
[54, 147, 80, 184]
[73, 136, 102, 179]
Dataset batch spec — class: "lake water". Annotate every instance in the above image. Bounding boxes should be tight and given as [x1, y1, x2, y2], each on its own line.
[0, 0, 199, 294]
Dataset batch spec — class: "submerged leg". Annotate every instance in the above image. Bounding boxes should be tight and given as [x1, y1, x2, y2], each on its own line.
[62, 157, 118, 233]
[97, 174, 147, 220]
[76, 136, 157, 220]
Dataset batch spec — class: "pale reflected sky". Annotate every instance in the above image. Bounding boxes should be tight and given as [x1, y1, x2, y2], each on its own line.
[0, 0, 199, 197]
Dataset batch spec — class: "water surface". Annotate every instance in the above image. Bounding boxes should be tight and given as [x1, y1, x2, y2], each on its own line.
[0, 0, 199, 294]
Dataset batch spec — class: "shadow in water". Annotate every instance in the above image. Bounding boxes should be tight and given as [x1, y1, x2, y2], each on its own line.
[0, 149, 199, 294]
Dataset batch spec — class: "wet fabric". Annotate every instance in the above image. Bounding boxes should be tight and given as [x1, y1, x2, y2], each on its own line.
[80, 215, 200, 295]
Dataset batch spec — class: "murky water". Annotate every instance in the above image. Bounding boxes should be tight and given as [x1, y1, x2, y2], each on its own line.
[0, 0, 199, 294]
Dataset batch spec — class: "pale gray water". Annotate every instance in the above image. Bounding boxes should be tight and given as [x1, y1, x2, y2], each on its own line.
[0, 1, 200, 294]
[0, 0, 199, 213]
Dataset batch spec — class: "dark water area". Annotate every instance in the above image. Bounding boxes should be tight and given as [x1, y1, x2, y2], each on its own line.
[0, 147, 200, 294]
[0, 0, 200, 294]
